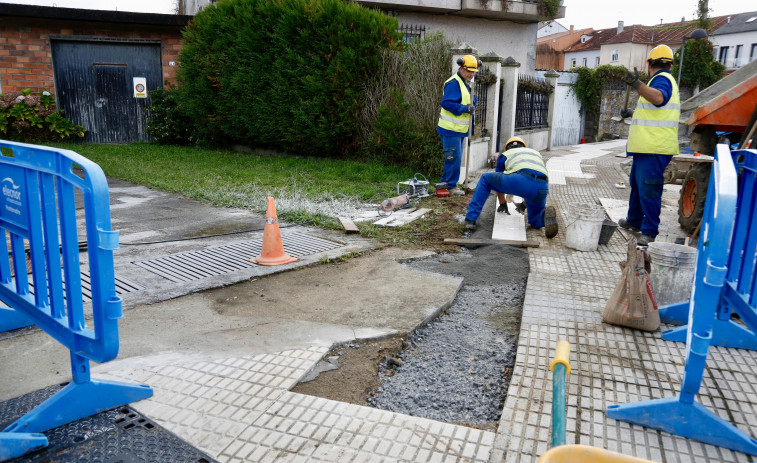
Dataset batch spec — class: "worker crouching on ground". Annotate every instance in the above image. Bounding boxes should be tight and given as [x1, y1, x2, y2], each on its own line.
[437, 54, 479, 196]
[463, 137, 558, 238]
[619, 45, 680, 247]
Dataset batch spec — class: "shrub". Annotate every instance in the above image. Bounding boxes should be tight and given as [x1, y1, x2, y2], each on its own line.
[672, 39, 724, 89]
[146, 84, 196, 145]
[176, 0, 402, 154]
[0, 89, 85, 141]
[359, 32, 451, 176]
[573, 65, 647, 116]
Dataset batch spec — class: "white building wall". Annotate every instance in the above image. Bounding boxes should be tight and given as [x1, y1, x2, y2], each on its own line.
[537, 22, 568, 38]
[711, 30, 757, 69]
[564, 50, 600, 69]
[396, 12, 538, 73]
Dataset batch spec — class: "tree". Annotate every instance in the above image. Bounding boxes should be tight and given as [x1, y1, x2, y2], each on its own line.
[672, 39, 724, 89]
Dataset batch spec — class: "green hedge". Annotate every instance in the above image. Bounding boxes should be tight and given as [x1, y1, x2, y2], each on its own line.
[177, 0, 402, 154]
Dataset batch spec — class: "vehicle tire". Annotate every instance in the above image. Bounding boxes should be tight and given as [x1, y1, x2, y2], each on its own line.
[678, 162, 711, 234]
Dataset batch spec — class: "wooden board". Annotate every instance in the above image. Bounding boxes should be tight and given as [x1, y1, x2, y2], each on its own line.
[338, 217, 360, 234]
[444, 238, 540, 248]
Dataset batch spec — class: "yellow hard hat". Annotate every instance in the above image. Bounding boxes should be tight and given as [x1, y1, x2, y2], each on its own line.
[647, 45, 674, 64]
[458, 55, 480, 72]
[505, 136, 526, 150]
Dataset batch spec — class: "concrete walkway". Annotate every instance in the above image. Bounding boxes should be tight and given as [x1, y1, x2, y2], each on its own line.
[2, 141, 756, 462]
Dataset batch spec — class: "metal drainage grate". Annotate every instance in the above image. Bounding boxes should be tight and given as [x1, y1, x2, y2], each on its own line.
[131, 232, 345, 283]
[0, 272, 144, 308]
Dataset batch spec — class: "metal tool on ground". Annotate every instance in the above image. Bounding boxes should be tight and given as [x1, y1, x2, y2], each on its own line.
[397, 173, 430, 198]
[379, 193, 410, 216]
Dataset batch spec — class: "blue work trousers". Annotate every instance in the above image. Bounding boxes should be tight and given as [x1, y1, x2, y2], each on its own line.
[626, 153, 673, 237]
[440, 135, 465, 189]
[465, 170, 549, 228]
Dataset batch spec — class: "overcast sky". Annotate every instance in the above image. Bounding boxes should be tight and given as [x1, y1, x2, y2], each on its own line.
[1, 0, 751, 28]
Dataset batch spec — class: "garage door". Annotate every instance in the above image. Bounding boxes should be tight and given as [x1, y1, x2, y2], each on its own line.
[51, 40, 162, 143]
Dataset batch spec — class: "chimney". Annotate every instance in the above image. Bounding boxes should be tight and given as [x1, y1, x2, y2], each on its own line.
[727, 16, 731, 23]
[618, 21, 624, 34]
[570, 25, 574, 33]
[681, 16, 685, 26]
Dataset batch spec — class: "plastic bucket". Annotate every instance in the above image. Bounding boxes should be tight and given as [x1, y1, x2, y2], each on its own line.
[565, 203, 605, 252]
[598, 219, 618, 245]
[647, 242, 697, 307]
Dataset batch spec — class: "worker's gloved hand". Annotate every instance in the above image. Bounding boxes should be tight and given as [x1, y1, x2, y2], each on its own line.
[625, 67, 641, 89]
[467, 104, 475, 113]
[621, 108, 634, 118]
[497, 203, 510, 214]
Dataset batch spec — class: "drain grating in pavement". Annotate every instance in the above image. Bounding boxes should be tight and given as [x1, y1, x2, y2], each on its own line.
[131, 232, 345, 283]
[0, 384, 217, 462]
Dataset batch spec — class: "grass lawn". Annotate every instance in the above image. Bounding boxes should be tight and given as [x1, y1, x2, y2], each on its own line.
[35, 143, 466, 248]
[45, 142, 422, 227]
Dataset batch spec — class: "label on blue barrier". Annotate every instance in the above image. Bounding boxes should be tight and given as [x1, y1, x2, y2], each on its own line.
[1, 165, 29, 231]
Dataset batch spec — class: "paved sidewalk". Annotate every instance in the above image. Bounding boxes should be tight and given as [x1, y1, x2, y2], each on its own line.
[4, 140, 756, 462]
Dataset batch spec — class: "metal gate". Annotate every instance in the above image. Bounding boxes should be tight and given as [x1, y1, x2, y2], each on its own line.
[51, 40, 162, 143]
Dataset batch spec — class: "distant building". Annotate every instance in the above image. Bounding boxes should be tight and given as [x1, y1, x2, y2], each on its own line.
[537, 20, 568, 38]
[710, 11, 757, 70]
[537, 25, 594, 70]
[563, 25, 621, 70]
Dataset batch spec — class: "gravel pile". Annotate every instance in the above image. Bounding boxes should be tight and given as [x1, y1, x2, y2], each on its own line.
[369, 246, 529, 428]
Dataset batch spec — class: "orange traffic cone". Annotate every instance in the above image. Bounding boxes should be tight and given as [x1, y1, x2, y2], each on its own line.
[251, 197, 298, 266]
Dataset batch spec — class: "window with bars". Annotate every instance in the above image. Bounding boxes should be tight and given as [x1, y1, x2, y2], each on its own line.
[397, 24, 425, 42]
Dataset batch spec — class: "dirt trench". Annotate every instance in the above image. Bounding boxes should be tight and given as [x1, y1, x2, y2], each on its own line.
[292, 244, 529, 431]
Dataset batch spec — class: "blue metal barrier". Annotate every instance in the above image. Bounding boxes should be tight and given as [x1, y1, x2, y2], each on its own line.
[659, 148, 757, 350]
[607, 144, 757, 455]
[0, 141, 153, 461]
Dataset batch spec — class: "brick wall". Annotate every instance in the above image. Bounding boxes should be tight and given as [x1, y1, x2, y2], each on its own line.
[0, 17, 184, 95]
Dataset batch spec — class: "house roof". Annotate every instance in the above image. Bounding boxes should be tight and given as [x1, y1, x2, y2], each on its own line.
[0, 2, 191, 26]
[713, 11, 757, 35]
[603, 15, 730, 46]
[563, 27, 619, 52]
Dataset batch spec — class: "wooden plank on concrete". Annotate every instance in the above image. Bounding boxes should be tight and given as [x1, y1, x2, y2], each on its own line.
[492, 196, 527, 241]
[338, 217, 360, 234]
[444, 238, 540, 248]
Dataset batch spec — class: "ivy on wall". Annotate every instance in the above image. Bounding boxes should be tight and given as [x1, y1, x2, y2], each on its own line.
[572, 65, 646, 115]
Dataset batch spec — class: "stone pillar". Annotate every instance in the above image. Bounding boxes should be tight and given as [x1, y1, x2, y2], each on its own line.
[480, 52, 503, 158]
[544, 70, 559, 151]
[498, 56, 521, 152]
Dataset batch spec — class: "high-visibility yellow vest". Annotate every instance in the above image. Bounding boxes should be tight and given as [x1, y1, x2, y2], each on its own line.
[437, 74, 471, 134]
[627, 72, 680, 155]
[504, 147, 549, 177]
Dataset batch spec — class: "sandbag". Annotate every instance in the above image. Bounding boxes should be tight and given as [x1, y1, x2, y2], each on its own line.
[602, 238, 660, 331]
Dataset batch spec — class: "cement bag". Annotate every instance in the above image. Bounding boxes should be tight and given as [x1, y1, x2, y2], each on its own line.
[602, 238, 660, 331]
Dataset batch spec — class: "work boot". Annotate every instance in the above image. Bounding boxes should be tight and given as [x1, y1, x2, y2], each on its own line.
[618, 218, 641, 233]
[450, 188, 465, 196]
[544, 206, 558, 239]
[638, 234, 655, 246]
[464, 218, 477, 230]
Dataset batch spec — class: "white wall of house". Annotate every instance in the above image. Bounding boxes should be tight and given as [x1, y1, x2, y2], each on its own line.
[538, 21, 568, 38]
[600, 43, 649, 70]
[395, 12, 538, 73]
[711, 30, 757, 69]
[564, 50, 600, 69]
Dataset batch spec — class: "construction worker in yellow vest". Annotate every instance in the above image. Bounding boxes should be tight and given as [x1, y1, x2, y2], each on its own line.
[436, 55, 479, 196]
[463, 137, 558, 239]
[618, 45, 680, 246]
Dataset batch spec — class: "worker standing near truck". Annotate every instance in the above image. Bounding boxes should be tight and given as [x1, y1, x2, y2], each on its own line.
[619, 45, 681, 246]
[463, 137, 558, 239]
[436, 54, 479, 196]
